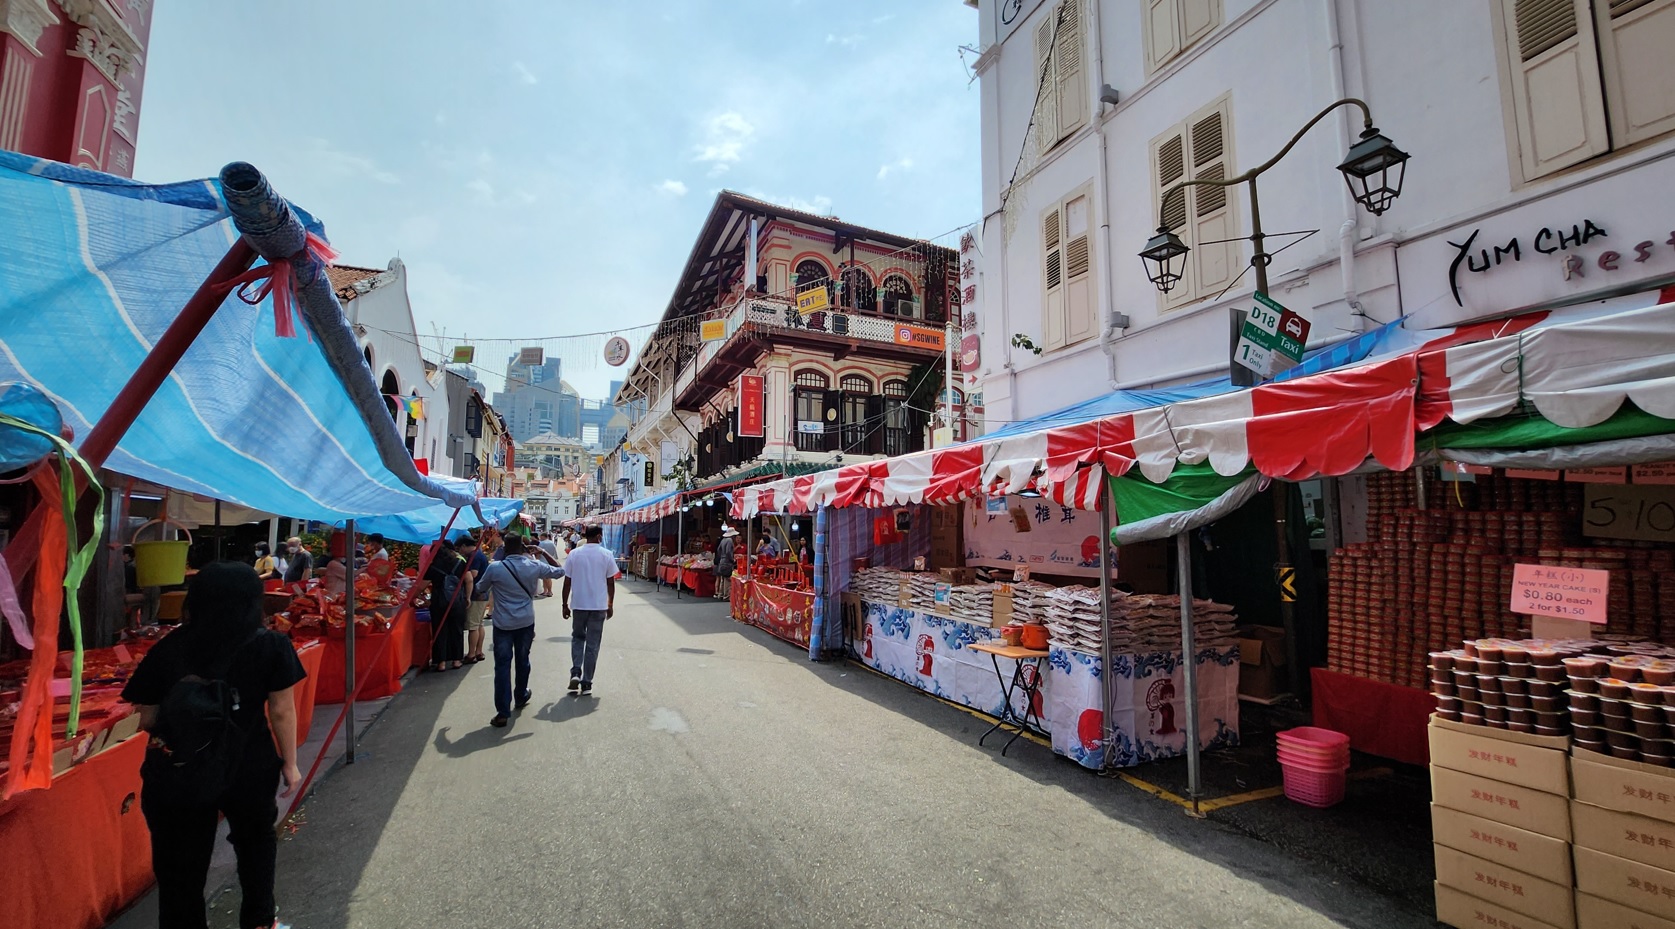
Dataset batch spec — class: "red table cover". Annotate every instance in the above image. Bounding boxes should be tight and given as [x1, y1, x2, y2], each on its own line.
[306, 607, 415, 704]
[1310, 667, 1432, 766]
[291, 639, 324, 738]
[0, 734, 151, 929]
[682, 570, 716, 598]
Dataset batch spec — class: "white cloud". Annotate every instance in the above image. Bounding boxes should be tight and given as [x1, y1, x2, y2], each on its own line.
[693, 111, 755, 177]
[872, 14, 896, 25]
[466, 178, 495, 203]
[656, 179, 689, 196]
[512, 61, 539, 85]
[876, 156, 916, 180]
[825, 33, 863, 47]
[304, 138, 399, 184]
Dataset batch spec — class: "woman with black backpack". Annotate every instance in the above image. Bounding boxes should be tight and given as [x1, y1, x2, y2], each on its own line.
[424, 536, 472, 671]
[121, 561, 307, 929]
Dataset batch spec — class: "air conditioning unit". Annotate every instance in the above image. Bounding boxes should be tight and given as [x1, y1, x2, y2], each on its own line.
[888, 298, 920, 318]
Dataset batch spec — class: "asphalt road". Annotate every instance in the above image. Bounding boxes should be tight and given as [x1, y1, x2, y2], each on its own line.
[205, 581, 1433, 929]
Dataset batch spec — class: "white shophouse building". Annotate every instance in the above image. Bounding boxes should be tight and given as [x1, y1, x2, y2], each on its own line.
[972, 0, 1675, 424]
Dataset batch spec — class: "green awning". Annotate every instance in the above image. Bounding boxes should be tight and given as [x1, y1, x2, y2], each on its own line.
[1420, 403, 1675, 452]
[1111, 462, 1254, 526]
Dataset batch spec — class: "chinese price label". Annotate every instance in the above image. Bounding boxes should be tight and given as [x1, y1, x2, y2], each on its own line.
[1509, 562, 1610, 624]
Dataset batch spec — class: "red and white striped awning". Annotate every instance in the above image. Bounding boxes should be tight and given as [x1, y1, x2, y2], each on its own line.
[730, 302, 1675, 519]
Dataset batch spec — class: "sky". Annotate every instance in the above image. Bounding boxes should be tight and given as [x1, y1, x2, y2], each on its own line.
[132, 1, 981, 403]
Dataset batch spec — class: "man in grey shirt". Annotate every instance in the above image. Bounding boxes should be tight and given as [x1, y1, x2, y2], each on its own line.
[475, 534, 565, 727]
[538, 533, 562, 597]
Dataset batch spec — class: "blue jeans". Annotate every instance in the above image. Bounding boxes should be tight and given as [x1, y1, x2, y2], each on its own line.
[493, 624, 535, 718]
[570, 610, 606, 684]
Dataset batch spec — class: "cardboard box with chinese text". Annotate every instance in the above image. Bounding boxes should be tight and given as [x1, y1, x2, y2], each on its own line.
[1432, 765, 1572, 841]
[1573, 749, 1675, 826]
[1575, 891, 1675, 929]
[1574, 845, 1675, 922]
[1430, 715, 1571, 795]
[1435, 882, 1565, 929]
[1573, 801, 1675, 874]
[990, 590, 1013, 628]
[1434, 844, 1575, 927]
[1432, 804, 1573, 885]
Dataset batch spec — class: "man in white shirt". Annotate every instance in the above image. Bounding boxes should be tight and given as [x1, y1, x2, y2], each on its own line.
[561, 525, 619, 697]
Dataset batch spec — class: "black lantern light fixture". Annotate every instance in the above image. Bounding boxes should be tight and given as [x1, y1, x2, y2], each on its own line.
[1138, 225, 1191, 294]
[1337, 125, 1408, 217]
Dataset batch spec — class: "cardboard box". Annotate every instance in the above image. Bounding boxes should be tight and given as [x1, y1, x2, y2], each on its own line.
[1432, 804, 1573, 885]
[1573, 749, 1675, 826]
[1576, 891, 1675, 929]
[1575, 846, 1675, 922]
[1435, 882, 1565, 929]
[1430, 716, 1572, 795]
[1237, 626, 1288, 699]
[1434, 844, 1576, 927]
[1574, 801, 1675, 874]
[1432, 766, 1573, 840]
[938, 567, 975, 586]
[991, 590, 1013, 628]
[1118, 537, 1170, 594]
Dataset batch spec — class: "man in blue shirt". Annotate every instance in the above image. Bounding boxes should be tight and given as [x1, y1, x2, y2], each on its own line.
[476, 534, 565, 727]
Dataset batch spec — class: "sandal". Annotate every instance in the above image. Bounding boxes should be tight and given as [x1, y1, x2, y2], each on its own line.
[451, 660, 464, 670]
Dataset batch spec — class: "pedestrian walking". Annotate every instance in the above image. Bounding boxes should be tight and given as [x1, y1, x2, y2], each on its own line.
[714, 525, 738, 600]
[562, 524, 618, 697]
[538, 532, 562, 597]
[476, 534, 565, 727]
[462, 533, 491, 663]
[425, 538, 471, 672]
[121, 562, 307, 929]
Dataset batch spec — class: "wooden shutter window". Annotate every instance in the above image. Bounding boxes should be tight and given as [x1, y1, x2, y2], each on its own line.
[1062, 190, 1095, 346]
[1034, 11, 1060, 154]
[1156, 134, 1187, 231]
[1596, 0, 1675, 146]
[1146, 0, 1181, 71]
[1054, 0, 1087, 139]
[1043, 208, 1063, 290]
[1499, 0, 1609, 179]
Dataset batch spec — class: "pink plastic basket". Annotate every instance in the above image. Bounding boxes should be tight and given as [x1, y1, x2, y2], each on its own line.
[1281, 762, 1347, 807]
[1277, 726, 1350, 757]
[1277, 746, 1349, 772]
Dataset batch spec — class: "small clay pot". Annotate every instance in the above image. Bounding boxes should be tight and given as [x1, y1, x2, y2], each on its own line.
[1477, 659, 1504, 677]
[1503, 643, 1530, 663]
[1607, 729, 1638, 749]
[1602, 679, 1632, 699]
[1509, 721, 1534, 734]
[1644, 664, 1675, 686]
[1430, 651, 1456, 672]
[1564, 656, 1606, 678]
[1461, 711, 1485, 726]
[1643, 752, 1673, 768]
[1660, 704, 1675, 726]
[1433, 681, 1456, 698]
[1533, 725, 1566, 738]
[1503, 661, 1533, 680]
[1478, 674, 1503, 693]
[1575, 738, 1607, 754]
[1463, 641, 1480, 657]
[1458, 685, 1480, 703]
[1529, 648, 1561, 667]
[1569, 675, 1600, 695]
[1632, 683, 1667, 706]
[1536, 711, 1565, 730]
[1528, 695, 1560, 713]
[1636, 719, 1667, 741]
[1437, 706, 1462, 722]
[1485, 704, 1508, 722]
[1529, 680, 1563, 699]
[1610, 660, 1645, 682]
[1453, 669, 1476, 689]
[1477, 642, 1504, 662]
[1573, 708, 1601, 726]
[1611, 745, 1642, 761]
[1534, 664, 1564, 682]
[1571, 692, 1600, 711]
[1501, 676, 1529, 696]
[1504, 692, 1530, 709]
[1481, 688, 1505, 707]
[1633, 702, 1662, 723]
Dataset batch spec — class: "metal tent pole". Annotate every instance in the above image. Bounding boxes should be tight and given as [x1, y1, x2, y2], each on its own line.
[675, 503, 685, 600]
[1098, 488, 1116, 772]
[344, 519, 357, 765]
[213, 500, 222, 562]
[1177, 531, 1201, 816]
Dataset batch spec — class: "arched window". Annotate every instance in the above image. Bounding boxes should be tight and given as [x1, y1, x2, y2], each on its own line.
[363, 345, 374, 371]
[793, 370, 829, 453]
[380, 369, 400, 422]
[839, 374, 874, 451]
[882, 379, 913, 456]
[880, 274, 915, 317]
[794, 259, 833, 307]
[840, 265, 877, 313]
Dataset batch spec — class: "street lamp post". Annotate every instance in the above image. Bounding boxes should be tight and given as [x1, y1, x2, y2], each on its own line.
[1136, 97, 1409, 710]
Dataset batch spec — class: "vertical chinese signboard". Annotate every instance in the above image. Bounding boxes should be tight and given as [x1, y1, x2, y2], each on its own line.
[738, 373, 765, 438]
[959, 228, 981, 374]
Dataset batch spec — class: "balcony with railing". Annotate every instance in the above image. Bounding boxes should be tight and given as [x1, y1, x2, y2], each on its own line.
[673, 294, 947, 412]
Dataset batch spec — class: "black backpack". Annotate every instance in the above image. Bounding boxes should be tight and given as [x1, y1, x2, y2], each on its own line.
[140, 630, 260, 805]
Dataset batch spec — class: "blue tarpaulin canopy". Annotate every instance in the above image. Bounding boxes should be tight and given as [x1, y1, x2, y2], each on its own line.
[0, 154, 472, 520]
[344, 476, 524, 545]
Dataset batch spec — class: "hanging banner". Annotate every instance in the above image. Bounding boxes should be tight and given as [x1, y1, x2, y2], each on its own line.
[959, 228, 981, 373]
[796, 286, 829, 316]
[450, 345, 475, 364]
[963, 495, 1112, 579]
[604, 336, 631, 366]
[737, 373, 764, 438]
[700, 319, 727, 342]
[893, 323, 946, 351]
[517, 347, 545, 367]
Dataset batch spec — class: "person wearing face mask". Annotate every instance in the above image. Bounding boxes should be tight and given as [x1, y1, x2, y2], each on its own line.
[253, 543, 277, 581]
[281, 537, 313, 593]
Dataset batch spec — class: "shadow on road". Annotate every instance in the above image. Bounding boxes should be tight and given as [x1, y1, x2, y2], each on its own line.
[433, 724, 533, 756]
[533, 697, 598, 723]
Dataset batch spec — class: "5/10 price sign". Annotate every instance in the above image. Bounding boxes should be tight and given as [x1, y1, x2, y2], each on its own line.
[1509, 563, 1610, 624]
[1583, 483, 1675, 543]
